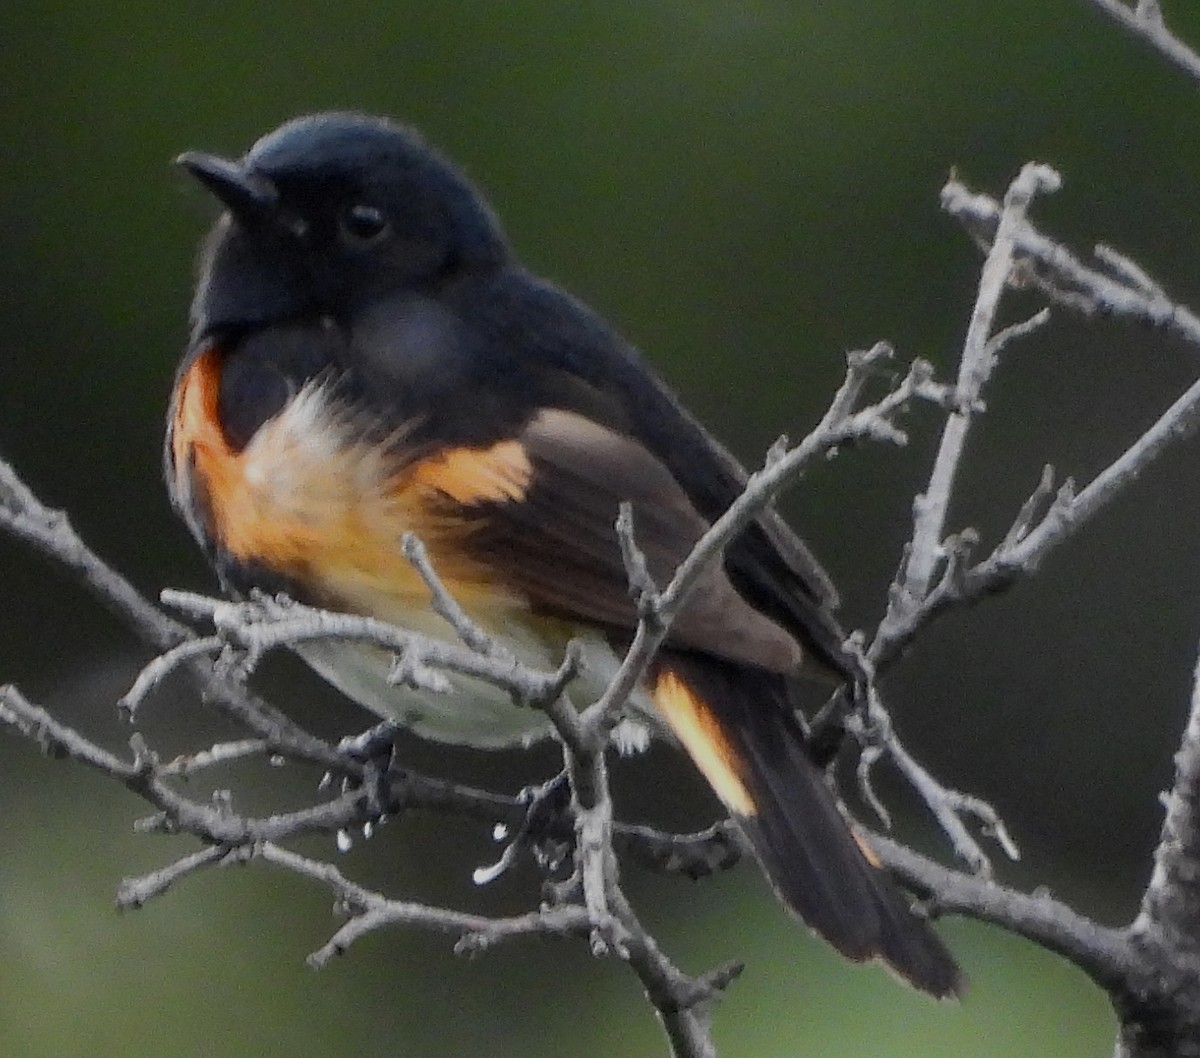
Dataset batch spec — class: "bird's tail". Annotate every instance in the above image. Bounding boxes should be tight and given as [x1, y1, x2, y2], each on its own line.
[651, 652, 963, 999]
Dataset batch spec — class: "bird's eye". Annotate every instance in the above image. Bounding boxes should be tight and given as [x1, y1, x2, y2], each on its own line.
[339, 203, 390, 245]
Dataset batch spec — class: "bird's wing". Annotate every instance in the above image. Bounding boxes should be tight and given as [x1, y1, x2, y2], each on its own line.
[413, 409, 962, 998]
[441, 272, 857, 683]
[434, 407, 805, 675]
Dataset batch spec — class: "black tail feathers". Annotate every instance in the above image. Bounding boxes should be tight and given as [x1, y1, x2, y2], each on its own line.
[656, 653, 963, 1000]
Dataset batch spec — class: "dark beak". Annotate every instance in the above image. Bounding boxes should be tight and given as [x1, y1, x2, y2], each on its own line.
[176, 151, 279, 223]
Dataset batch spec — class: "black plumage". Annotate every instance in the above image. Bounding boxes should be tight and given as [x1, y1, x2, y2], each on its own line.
[169, 112, 962, 997]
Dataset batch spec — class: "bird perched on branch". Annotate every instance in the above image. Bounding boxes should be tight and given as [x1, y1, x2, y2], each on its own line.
[167, 111, 961, 997]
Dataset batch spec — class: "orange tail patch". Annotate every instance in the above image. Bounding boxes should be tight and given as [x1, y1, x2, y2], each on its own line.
[652, 667, 756, 817]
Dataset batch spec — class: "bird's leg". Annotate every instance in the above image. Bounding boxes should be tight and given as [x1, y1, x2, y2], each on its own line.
[473, 769, 574, 886]
[337, 720, 403, 765]
[320, 721, 401, 842]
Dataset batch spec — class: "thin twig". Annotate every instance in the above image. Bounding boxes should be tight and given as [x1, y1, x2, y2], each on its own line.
[401, 532, 511, 660]
[257, 842, 594, 967]
[868, 831, 1146, 995]
[848, 686, 1019, 875]
[116, 845, 229, 908]
[160, 739, 274, 776]
[869, 171, 1200, 674]
[859, 166, 1062, 868]
[1075, 0, 1200, 88]
[940, 178, 1200, 348]
[582, 353, 944, 746]
[158, 590, 568, 706]
[0, 460, 188, 654]
[988, 372, 1200, 575]
[0, 458, 342, 770]
[1134, 638, 1200, 949]
[119, 635, 228, 715]
[0, 683, 135, 775]
[903, 163, 1061, 605]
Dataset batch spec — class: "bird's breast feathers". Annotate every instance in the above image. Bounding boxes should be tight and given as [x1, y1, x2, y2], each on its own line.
[168, 343, 607, 745]
[170, 345, 533, 619]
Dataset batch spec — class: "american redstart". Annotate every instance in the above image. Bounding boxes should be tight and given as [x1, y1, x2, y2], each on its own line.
[168, 112, 960, 997]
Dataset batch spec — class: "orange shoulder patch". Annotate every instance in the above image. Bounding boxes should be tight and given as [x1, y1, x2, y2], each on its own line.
[409, 440, 532, 506]
[171, 348, 223, 478]
[170, 346, 235, 518]
[170, 351, 535, 623]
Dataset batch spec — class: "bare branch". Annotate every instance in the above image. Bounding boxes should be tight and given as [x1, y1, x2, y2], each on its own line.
[1076, 0, 1200, 88]
[615, 819, 745, 879]
[858, 166, 1063, 869]
[868, 169, 1200, 679]
[257, 841, 594, 966]
[986, 307, 1052, 360]
[849, 686, 1019, 876]
[0, 683, 388, 852]
[260, 837, 733, 1058]
[157, 590, 570, 708]
[581, 350, 944, 747]
[0, 683, 135, 775]
[869, 831, 1145, 994]
[0, 456, 346, 771]
[820, 340, 896, 425]
[119, 635, 228, 716]
[970, 368, 1200, 591]
[1000, 464, 1057, 551]
[603, 883, 740, 1058]
[0, 460, 188, 654]
[849, 163, 1200, 890]
[903, 163, 1061, 606]
[400, 532, 512, 660]
[1094, 244, 1167, 298]
[1135, 639, 1200, 950]
[116, 846, 229, 908]
[940, 177, 1200, 347]
[160, 738, 274, 776]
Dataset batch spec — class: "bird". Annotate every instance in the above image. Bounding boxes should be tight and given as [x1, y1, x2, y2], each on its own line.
[167, 111, 961, 998]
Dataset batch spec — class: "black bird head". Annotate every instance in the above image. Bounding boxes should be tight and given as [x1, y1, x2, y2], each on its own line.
[178, 112, 510, 337]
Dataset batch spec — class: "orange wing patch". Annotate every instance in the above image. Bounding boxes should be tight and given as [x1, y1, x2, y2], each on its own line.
[170, 347, 534, 621]
[409, 440, 532, 505]
[652, 668, 757, 816]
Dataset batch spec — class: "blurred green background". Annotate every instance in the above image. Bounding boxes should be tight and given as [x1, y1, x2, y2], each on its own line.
[4, 2, 1200, 1054]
